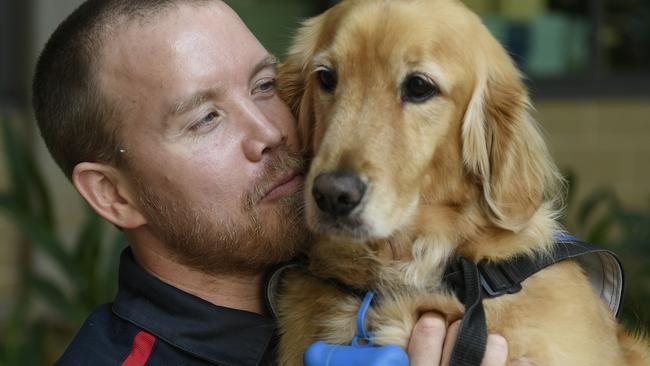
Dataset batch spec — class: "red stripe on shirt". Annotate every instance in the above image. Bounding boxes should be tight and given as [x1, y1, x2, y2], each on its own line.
[121, 330, 157, 366]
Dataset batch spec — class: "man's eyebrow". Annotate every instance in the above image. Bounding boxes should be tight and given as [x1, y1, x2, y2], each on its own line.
[168, 88, 220, 116]
[168, 56, 278, 117]
[251, 54, 279, 78]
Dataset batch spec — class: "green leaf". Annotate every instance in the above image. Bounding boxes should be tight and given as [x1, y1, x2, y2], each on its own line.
[0, 299, 47, 366]
[73, 207, 104, 264]
[73, 207, 105, 265]
[22, 320, 46, 366]
[618, 212, 650, 251]
[1, 113, 55, 231]
[1, 296, 31, 366]
[0, 117, 31, 210]
[0, 193, 14, 209]
[74, 207, 106, 306]
[29, 274, 86, 325]
[584, 215, 613, 245]
[99, 232, 127, 302]
[24, 147, 56, 230]
[575, 188, 617, 235]
[10, 210, 82, 282]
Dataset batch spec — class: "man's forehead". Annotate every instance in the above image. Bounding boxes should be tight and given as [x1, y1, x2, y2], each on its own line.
[95, 0, 268, 129]
[103, 1, 236, 49]
[104, 0, 228, 28]
[98, 1, 254, 82]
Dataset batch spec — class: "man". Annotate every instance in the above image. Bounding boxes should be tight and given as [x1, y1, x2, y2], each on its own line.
[33, 0, 514, 365]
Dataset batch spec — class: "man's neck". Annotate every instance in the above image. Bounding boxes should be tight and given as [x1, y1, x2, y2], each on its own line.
[129, 241, 266, 315]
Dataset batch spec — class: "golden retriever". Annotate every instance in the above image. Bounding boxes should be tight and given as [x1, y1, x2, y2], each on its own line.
[274, 0, 650, 364]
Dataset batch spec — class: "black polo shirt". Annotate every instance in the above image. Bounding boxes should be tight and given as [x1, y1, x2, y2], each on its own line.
[55, 248, 278, 366]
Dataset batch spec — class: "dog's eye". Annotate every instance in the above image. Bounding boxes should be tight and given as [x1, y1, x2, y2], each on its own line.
[401, 74, 439, 103]
[317, 68, 337, 93]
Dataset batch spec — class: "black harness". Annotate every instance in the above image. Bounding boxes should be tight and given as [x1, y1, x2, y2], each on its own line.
[443, 237, 624, 365]
[265, 236, 625, 366]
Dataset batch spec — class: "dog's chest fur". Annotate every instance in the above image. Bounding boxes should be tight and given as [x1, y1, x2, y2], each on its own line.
[279, 232, 466, 349]
[277, 254, 623, 366]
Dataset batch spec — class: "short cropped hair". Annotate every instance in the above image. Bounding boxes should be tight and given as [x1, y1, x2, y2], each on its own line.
[32, 0, 212, 178]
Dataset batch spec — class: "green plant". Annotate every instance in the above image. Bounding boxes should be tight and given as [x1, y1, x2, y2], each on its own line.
[0, 114, 125, 365]
[565, 180, 650, 332]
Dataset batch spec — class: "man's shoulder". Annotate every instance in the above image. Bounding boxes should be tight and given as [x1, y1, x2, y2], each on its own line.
[54, 303, 217, 366]
[54, 303, 143, 366]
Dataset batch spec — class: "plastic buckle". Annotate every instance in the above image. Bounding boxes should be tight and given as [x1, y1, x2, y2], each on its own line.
[477, 262, 522, 298]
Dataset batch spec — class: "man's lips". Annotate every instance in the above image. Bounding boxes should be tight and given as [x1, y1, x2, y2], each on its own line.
[260, 172, 304, 203]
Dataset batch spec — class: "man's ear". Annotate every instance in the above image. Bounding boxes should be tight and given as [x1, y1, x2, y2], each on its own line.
[72, 162, 146, 229]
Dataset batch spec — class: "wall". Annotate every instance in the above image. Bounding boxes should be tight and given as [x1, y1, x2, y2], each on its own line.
[538, 99, 650, 211]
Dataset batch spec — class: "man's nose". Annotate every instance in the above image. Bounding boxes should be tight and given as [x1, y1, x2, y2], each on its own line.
[239, 101, 285, 162]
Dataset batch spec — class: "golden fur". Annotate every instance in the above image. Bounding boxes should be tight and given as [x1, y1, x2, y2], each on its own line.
[275, 0, 650, 364]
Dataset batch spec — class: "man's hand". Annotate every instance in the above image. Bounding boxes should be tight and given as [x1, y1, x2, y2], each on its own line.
[408, 312, 534, 366]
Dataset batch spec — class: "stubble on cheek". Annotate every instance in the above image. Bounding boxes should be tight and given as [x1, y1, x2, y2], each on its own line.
[127, 145, 310, 275]
[242, 145, 305, 211]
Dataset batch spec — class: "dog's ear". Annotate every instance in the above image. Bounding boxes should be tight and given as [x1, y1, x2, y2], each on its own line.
[277, 14, 327, 157]
[461, 47, 562, 232]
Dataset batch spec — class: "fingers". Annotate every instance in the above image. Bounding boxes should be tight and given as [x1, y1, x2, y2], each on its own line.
[407, 312, 447, 366]
[511, 358, 537, 366]
[440, 320, 508, 366]
[440, 320, 460, 365]
[481, 334, 508, 366]
[409, 315, 512, 366]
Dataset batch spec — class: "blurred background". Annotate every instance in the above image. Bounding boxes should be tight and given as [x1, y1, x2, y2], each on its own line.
[0, 0, 649, 364]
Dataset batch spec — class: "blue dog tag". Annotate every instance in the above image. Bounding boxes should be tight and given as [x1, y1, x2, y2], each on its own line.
[304, 341, 409, 366]
[303, 291, 409, 366]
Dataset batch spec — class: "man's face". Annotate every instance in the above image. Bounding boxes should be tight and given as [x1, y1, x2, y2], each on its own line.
[99, 2, 308, 274]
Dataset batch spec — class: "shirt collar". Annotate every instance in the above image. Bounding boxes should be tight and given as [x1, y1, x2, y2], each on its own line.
[112, 248, 277, 366]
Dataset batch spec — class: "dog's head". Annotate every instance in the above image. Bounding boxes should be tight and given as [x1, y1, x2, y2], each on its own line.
[279, 0, 562, 241]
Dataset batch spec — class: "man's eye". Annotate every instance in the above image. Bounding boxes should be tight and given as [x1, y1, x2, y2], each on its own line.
[190, 111, 219, 131]
[255, 78, 276, 94]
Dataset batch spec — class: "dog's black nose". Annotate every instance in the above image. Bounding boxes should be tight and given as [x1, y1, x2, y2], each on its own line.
[312, 171, 366, 216]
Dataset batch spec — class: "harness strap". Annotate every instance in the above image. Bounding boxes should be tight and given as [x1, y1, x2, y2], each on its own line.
[264, 259, 367, 319]
[443, 237, 625, 366]
[447, 257, 487, 366]
[264, 261, 304, 318]
[264, 237, 625, 366]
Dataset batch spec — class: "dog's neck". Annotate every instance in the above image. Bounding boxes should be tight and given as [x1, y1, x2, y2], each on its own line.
[305, 201, 559, 292]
